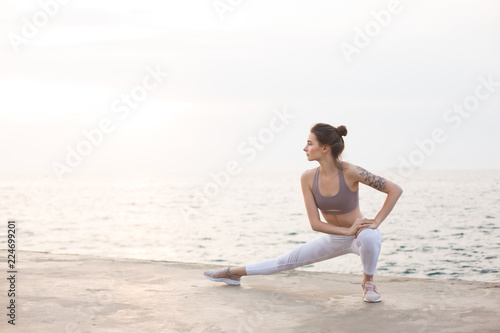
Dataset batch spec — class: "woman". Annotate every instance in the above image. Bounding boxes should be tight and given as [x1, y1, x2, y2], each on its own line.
[204, 123, 403, 302]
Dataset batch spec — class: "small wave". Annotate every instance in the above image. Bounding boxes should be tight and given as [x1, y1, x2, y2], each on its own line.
[287, 240, 306, 244]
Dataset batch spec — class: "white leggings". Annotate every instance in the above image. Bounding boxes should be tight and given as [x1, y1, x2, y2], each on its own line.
[245, 228, 382, 276]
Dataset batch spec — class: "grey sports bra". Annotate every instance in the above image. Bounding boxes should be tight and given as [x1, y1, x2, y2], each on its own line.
[312, 162, 359, 215]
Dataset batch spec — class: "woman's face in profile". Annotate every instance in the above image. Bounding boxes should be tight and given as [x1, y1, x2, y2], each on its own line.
[303, 132, 323, 161]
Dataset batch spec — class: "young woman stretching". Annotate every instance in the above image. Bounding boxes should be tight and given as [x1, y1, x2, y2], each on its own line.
[204, 123, 403, 302]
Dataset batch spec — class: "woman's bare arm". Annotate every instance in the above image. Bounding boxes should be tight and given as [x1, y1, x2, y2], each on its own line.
[353, 165, 403, 226]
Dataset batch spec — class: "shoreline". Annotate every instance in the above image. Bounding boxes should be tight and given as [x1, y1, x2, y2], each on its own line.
[1, 250, 500, 332]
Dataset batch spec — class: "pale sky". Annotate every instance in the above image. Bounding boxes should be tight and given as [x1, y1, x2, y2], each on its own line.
[1, 0, 499, 178]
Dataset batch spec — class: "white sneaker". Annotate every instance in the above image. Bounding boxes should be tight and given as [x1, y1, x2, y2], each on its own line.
[204, 267, 241, 286]
[362, 280, 382, 302]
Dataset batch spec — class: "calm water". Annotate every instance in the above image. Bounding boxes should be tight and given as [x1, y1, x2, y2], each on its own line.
[1, 169, 499, 282]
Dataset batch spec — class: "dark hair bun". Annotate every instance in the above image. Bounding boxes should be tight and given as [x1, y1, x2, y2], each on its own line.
[336, 125, 347, 137]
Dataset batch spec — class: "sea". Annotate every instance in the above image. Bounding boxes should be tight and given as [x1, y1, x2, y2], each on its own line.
[1, 169, 499, 283]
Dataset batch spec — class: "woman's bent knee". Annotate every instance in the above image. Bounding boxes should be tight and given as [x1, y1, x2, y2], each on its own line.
[357, 229, 381, 247]
[357, 228, 381, 239]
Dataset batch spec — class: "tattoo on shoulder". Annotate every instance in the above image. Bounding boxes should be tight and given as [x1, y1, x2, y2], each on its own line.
[356, 166, 387, 191]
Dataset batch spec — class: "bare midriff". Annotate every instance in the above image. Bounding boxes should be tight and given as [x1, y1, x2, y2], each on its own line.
[322, 205, 364, 229]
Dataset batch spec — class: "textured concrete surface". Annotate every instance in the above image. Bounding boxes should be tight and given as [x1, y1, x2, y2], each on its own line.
[1, 251, 499, 332]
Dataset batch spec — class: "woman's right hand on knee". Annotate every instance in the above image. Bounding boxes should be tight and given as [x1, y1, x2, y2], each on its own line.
[348, 217, 375, 237]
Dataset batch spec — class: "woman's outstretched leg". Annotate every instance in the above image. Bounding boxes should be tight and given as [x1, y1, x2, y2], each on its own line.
[204, 233, 352, 285]
[244, 232, 354, 275]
